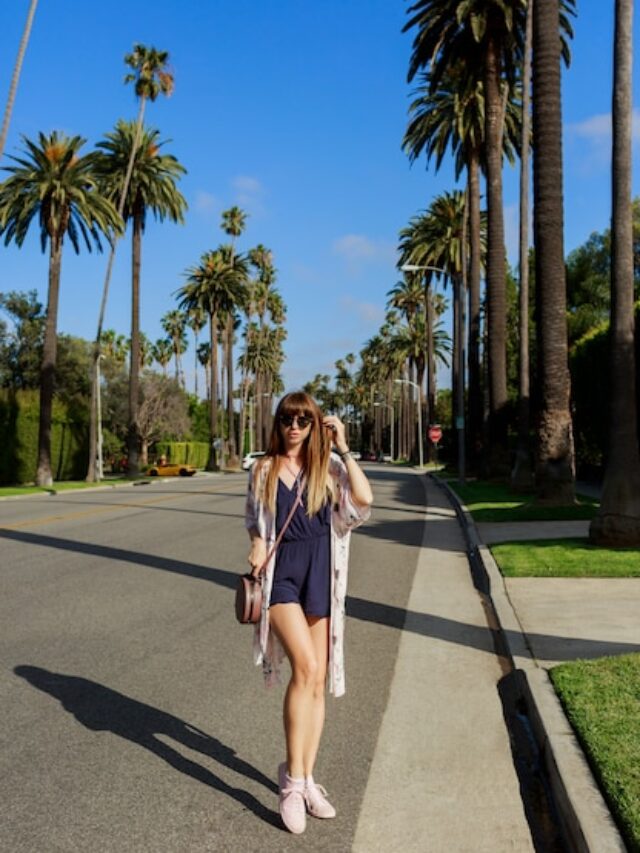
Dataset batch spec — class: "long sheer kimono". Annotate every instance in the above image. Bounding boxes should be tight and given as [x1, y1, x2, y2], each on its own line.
[244, 455, 370, 697]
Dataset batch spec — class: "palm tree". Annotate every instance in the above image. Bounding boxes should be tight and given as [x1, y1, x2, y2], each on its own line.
[404, 59, 522, 469]
[0, 131, 121, 485]
[178, 248, 246, 470]
[532, 0, 575, 503]
[152, 338, 173, 377]
[87, 43, 174, 481]
[161, 308, 188, 386]
[186, 304, 206, 398]
[590, 0, 640, 545]
[240, 245, 274, 454]
[512, 0, 535, 490]
[0, 0, 39, 160]
[197, 341, 211, 400]
[221, 206, 248, 463]
[405, 0, 527, 472]
[95, 121, 186, 476]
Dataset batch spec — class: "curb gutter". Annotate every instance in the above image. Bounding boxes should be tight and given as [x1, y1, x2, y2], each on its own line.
[433, 474, 627, 853]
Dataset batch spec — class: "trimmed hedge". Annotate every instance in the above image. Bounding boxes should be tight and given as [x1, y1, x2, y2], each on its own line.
[0, 389, 88, 484]
[154, 441, 209, 468]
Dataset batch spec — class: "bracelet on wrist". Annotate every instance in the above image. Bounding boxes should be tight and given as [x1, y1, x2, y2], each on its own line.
[338, 448, 351, 459]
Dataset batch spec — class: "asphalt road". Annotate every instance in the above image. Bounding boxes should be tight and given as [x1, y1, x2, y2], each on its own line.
[0, 466, 426, 853]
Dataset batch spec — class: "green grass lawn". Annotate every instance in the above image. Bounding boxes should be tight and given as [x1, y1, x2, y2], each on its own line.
[550, 655, 640, 851]
[0, 478, 132, 497]
[491, 538, 640, 577]
[448, 479, 598, 522]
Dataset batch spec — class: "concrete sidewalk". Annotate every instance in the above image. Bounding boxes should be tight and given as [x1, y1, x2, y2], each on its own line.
[478, 520, 640, 667]
[448, 491, 631, 851]
[353, 474, 535, 852]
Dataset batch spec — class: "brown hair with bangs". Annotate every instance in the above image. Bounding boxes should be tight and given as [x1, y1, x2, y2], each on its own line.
[254, 391, 333, 516]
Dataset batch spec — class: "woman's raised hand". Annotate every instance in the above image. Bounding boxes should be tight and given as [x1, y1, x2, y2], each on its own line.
[322, 415, 349, 455]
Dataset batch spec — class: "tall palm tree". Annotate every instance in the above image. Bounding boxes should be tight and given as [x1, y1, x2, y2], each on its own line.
[161, 308, 187, 386]
[221, 206, 248, 463]
[186, 304, 206, 398]
[87, 43, 174, 481]
[178, 248, 246, 470]
[405, 0, 526, 473]
[0, 131, 121, 485]
[512, 0, 535, 489]
[240, 245, 274, 454]
[404, 62, 520, 468]
[152, 338, 173, 377]
[590, 0, 640, 545]
[197, 341, 211, 400]
[95, 121, 186, 476]
[0, 0, 39, 160]
[532, 0, 575, 503]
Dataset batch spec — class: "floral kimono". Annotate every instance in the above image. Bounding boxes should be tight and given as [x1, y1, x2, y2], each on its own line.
[244, 455, 370, 697]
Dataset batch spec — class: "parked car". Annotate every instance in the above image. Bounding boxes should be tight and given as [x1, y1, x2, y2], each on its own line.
[242, 451, 266, 470]
[147, 461, 197, 477]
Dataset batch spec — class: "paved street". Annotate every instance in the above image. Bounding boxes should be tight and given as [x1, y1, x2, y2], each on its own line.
[0, 467, 546, 852]
[0, 468, 429, 852]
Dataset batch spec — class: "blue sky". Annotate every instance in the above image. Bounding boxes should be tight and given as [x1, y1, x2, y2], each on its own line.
[1, 0, 639, 394]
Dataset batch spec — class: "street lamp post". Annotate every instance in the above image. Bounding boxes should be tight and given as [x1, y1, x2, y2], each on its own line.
[394, 378, 423, 468]
[401, 262, 466, 484]
[374, 401, 394, 461]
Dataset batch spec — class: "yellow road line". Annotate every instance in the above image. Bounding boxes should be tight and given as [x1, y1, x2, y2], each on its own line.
[0, 483, 243, 531]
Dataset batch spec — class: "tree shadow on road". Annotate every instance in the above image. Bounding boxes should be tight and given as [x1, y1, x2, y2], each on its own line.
[13, 666, 280, 828]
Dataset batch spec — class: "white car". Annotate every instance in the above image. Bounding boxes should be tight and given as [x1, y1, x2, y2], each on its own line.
[242, 451, 266, 470]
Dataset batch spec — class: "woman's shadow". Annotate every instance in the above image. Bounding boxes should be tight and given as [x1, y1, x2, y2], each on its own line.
[14, 665, 280, 828]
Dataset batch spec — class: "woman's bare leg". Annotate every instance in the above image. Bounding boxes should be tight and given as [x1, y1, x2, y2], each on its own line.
[268, 603, 318, 779]
[303, 615, 329, 777]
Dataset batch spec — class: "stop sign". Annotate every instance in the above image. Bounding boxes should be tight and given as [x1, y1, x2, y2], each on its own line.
[428, 424, 442, 444]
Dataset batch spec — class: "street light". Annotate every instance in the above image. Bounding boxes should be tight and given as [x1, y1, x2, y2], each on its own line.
[374, 401, 394, 462]
[401, 262, 466, 484]
[394, 378, 423, 468]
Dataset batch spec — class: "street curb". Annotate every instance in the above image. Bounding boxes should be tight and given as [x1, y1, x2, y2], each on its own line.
[0, 471, 225, 502]
[432, 474, 627, 853]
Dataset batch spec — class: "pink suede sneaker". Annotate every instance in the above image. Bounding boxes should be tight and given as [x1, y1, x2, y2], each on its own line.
[305, 776, 337, 819]
[278, 762, 306, 834]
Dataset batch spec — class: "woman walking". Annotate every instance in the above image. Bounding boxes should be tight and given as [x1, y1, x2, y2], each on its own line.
[245, 391, 372, 834]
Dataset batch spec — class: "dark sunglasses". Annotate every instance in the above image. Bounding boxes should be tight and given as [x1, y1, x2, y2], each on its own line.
[279, 413, 313, 429]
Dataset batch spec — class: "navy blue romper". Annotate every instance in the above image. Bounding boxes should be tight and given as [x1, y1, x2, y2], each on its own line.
[269, 476, 331, 617]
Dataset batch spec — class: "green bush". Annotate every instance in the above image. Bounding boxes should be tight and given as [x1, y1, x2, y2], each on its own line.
[154, 440, 209, 468]
[570, 302, 640, 473]
[0, 389, 88, 484]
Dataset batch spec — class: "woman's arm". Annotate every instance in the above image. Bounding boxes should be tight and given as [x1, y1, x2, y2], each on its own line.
[245, 464, 268, 575]
[322, 414, 373, 508]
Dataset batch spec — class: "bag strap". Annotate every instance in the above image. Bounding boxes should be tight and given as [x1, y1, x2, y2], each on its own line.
[259, 475, 305, 578]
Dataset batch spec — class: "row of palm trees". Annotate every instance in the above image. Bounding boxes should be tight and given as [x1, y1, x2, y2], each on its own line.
[0, 41, 185, 485]
[396, 0, 640, 546]
[176, 213, 287, 470]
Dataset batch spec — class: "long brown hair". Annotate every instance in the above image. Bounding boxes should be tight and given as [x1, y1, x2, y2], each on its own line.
[254, 391, 332, 515]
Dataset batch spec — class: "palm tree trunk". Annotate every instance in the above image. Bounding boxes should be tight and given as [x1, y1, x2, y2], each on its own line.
[485, 28, 509, 476]
[467, 151, 483, 472]
[426, 282, 436, 431]
[87, 96, 146, 481]
[226, 314, 237, 463]
[0, 0, 38, 159]
[193, 330, 199, 399]
[35, 234, 62, 487]
[127, 213, 143, 477]
[532, 0, 575, 504]
[590, 0, 640, 545]
[512, 0, 534, 491]
[208, 312, 219, 471]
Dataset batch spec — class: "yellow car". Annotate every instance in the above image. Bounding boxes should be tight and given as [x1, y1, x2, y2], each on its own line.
[147, 462, 197, 477]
